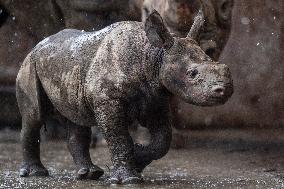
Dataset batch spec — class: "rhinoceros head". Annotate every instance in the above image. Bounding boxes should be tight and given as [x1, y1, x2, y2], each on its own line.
[144, 9, 233, 106]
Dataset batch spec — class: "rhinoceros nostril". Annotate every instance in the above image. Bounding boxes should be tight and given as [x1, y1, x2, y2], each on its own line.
[212, 86, 225, 96]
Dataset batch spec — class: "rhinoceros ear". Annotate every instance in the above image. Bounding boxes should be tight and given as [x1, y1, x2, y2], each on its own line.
[187, 9, 205, 40]
[144, 10, 174, 50]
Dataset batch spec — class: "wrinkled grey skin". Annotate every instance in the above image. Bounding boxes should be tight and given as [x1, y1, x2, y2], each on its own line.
[16, 10, 233, 184]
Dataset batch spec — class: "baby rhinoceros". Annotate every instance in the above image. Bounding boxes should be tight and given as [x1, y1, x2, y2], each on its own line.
[16, 10, 233, 184]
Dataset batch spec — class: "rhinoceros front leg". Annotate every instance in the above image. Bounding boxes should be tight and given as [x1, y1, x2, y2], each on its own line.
[134, 113, 172, 173]
[66, 121, 104, 180]
[94, 100, 142, 184]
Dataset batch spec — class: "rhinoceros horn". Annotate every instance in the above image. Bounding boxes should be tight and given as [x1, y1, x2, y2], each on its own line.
[187, 9, 205, 40]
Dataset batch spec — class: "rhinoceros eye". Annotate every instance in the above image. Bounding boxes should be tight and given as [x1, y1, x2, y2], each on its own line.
[187, 68, 198, 79]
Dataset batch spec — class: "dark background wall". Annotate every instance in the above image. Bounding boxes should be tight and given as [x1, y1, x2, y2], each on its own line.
[0, 0, 283, 129]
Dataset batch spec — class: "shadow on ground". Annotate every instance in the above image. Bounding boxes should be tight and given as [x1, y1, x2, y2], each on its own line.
[1, 128, 284, 188]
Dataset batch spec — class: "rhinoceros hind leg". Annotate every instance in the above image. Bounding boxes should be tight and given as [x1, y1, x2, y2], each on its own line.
[19, 116, 49, 177]
[16, 60, 49, 177]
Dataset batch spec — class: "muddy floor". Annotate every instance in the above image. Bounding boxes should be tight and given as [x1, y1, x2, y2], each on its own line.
[1, 129, 284, 189]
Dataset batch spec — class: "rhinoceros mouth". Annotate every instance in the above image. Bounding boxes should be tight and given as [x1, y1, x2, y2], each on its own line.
[210, 96, 227, 102]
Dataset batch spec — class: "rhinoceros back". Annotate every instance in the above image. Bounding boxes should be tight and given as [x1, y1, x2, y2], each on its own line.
[32, 23, 122, 126]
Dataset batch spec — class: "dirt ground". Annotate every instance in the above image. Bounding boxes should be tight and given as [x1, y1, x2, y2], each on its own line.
[1, 128, 284, 189]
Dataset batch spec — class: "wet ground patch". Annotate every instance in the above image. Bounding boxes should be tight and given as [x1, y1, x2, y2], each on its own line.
[1, 129, 284, 188]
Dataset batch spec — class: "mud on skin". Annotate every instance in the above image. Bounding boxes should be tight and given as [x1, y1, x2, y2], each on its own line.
[16, 9, 233, 184]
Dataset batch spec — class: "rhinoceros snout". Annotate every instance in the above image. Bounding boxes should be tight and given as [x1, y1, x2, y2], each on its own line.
[212, 86, 225, 96]
[210, 82, 233, 104]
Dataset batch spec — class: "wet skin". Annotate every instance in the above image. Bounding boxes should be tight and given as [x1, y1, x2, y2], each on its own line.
[16, 10, 233, 184]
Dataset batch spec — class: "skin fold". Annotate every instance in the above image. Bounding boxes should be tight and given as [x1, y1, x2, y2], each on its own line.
[16, 10, 233, 184]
